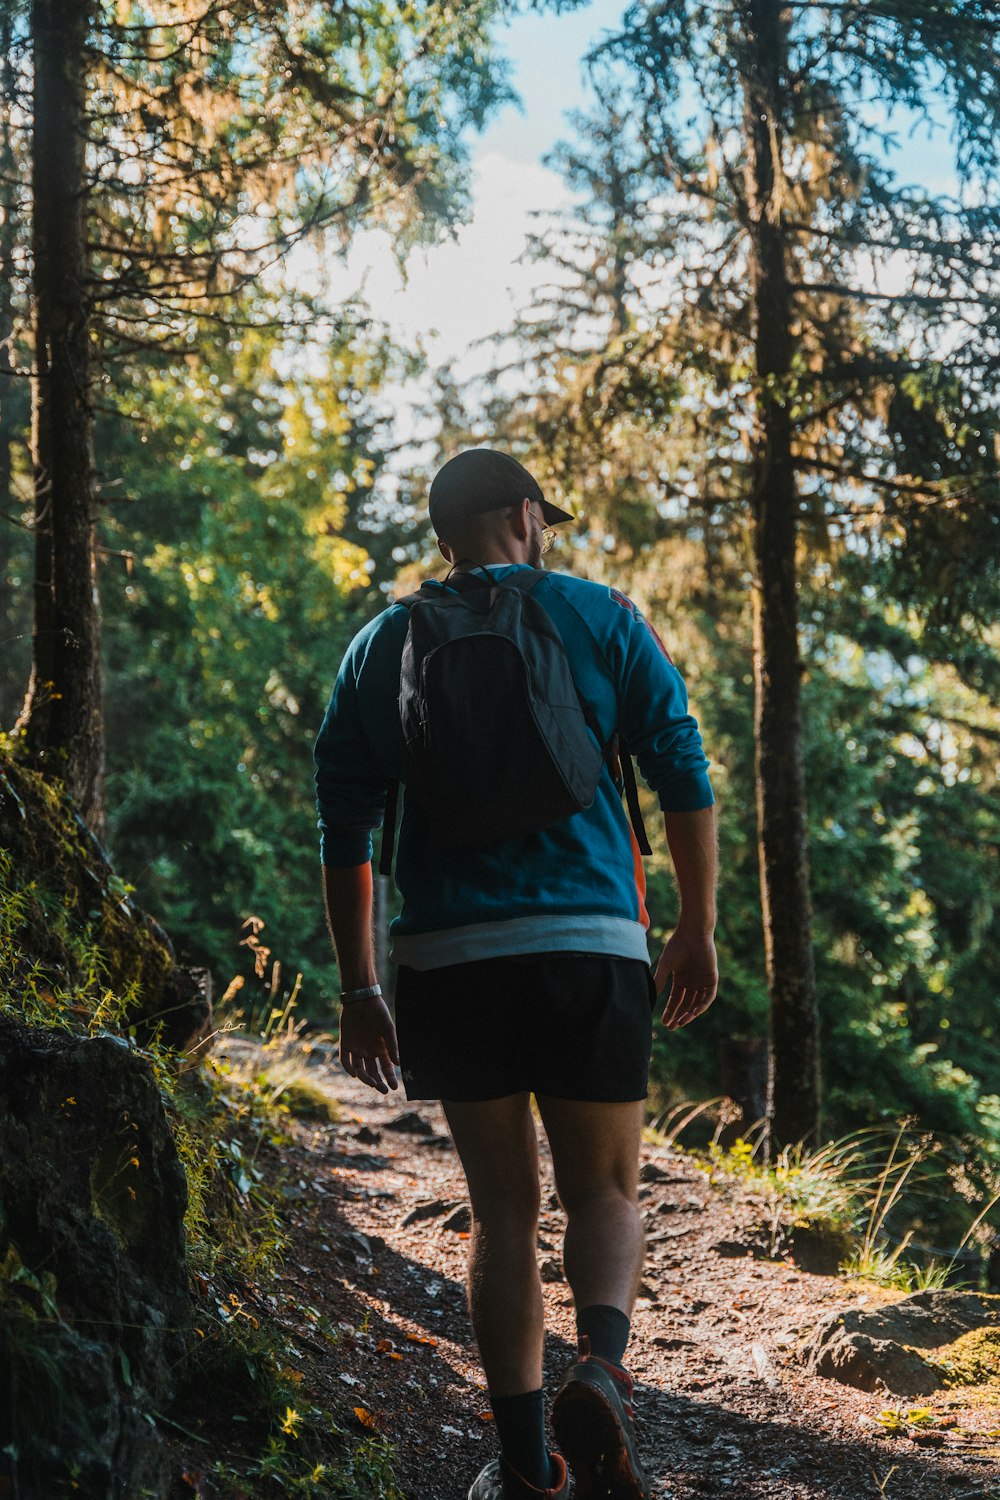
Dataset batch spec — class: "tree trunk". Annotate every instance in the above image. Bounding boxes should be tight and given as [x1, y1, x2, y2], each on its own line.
[0, 9, 29, 730]
[19, 0, 103, 829]
[742, 0, 821, 1150]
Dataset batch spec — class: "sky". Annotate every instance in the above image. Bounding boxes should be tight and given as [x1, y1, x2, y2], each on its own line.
[315, 2, 961, 402]
[317, 1, 628, 386]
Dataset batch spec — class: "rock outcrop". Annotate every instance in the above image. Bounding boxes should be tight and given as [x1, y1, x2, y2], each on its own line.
[0, 1016, 189, 1496]
[0, 754, 212, 1052]
[802, 1289, 1000, 1395]
[0, 754, 209, 1497]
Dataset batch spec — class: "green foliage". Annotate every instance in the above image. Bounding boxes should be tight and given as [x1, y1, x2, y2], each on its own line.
[0, 749, 233, 1059]
[208, 1430, 403, 1500]
[704, 1125, 992, 1287]
[230, 1051, 344, 1126]
[799, 571, 1000, 1155]
[97, 315, 397, 1008]
[705, 1134, 862, 1246]
[841, 1245, 950, 1295]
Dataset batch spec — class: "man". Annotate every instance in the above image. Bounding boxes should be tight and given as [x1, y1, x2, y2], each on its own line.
[314, 448, 718, 1500]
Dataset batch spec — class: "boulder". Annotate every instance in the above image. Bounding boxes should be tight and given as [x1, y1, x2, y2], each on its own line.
[0, 1015, 189, 1497]
[801, 1289, 1000, 1395]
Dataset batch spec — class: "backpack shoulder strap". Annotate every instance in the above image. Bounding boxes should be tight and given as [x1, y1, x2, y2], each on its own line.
[378, 779, 399, 878]
[617, 735, 653, 856]
[378, 589, 432, 875]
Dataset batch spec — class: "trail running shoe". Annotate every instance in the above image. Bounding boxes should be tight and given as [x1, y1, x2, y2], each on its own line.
[467, 1452, 570, 1500]
[551, 1337, 650, 1500]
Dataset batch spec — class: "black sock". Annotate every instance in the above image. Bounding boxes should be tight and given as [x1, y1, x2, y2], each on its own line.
[491, 1389, 553, 1492]
[577, 1303, 631, 1367]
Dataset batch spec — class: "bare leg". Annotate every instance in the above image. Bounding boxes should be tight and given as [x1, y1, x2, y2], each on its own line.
[535, 1097, 645, 1318]
[538, 1097, 648, 1499]
[443, 1094, 543, 1398]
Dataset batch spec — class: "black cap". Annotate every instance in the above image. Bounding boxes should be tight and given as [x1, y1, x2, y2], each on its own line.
[428, 448, 574, 538]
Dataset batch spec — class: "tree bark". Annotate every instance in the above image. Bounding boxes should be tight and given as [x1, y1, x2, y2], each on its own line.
[19, 0, 103, 829]
[742, 0, 821, 1150]
[0, 8, 29, 730]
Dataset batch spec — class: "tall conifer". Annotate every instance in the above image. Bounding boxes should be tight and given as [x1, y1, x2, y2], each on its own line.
[11, 0, 515, 826]
[498, 0, 1000, 1147]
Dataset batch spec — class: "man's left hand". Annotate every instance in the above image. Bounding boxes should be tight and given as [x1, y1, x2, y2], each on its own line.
[654, 928, 719, 1031]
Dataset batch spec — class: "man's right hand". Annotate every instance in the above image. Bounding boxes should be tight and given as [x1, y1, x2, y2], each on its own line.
[339, 997, 400, 1094]
[654, 927, 719, 1031]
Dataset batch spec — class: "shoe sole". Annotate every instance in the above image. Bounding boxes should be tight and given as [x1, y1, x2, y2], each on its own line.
[552, 1376, 649, 1500]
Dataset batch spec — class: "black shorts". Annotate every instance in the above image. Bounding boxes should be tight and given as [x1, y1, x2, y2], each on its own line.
[393, 952, 657, 1104]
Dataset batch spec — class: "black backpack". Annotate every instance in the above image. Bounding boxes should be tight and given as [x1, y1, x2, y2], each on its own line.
[378, 568, 651, 875]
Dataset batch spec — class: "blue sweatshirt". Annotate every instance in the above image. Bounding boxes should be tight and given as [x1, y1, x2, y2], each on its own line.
[314, 564, 714, 969]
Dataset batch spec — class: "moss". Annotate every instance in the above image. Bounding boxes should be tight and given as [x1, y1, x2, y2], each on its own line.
[275, 1076, 342, 1123]
[932, 1327, 1000, 1388]
[0, 752, 174, 1035]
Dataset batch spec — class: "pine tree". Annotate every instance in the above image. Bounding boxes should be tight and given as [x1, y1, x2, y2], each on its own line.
[0, 2, 32, 721]
[20, 0, 104, 826]
[494, 0, 1000, 1147]
[10, 0, 516, 827]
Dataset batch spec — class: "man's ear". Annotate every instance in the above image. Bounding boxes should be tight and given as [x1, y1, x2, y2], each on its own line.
[437, 537, 454, 564]
[511, 500, 531, 540]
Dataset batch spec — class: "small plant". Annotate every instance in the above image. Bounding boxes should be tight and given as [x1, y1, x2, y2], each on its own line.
[870, 1464, 898, 1496]
[678, 1113, 998, 1287]
[842, 1242, 950, 1293]
[705, 1132, 863, 1243]
[216, 1021, 342, 1128]
[207, 1418, 404, 1499]
[874, 1406, 934, 1435]
[645, 1095, 729, 1149]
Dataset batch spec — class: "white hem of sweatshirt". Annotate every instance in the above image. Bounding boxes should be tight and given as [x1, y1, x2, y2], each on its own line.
[389, 914, 650, 971]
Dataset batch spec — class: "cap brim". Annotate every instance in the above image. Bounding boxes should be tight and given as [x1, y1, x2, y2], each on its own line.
[540, 498, 574, 526]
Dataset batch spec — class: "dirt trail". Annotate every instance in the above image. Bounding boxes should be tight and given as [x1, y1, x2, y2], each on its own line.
[244, 1051, 1000, 1500]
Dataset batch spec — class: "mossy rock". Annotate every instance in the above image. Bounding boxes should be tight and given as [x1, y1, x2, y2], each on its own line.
[802, 1290, 1000, 1395]
[277, 1076, 342, 1123]
[0, 1014, 189, 1497]
[0, 752, 211, 1050]
[933, 1326, 1000, 1388]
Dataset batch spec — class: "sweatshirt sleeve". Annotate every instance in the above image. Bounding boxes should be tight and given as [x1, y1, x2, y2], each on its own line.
[611, 591, 715, 813]
[313, 630, 390, 868]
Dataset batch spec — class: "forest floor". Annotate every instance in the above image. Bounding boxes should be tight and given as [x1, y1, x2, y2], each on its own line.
[181, 1041, 1000, 1500]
